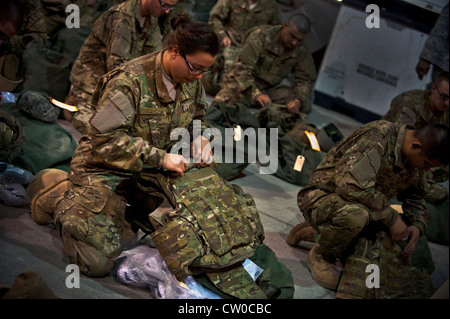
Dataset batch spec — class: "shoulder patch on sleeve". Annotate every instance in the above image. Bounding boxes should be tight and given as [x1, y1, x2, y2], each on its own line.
[349, 149, 381, 188]
[90, 91, 135, 133]
[109, 23, 132, 57]
[399, 106, 416, 122]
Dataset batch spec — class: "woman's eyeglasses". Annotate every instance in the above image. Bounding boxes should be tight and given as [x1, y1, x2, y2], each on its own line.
[159, 0, 176, 11]
[182, 53, 212, 74]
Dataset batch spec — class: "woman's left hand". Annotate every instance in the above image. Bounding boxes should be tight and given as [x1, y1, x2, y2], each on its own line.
[191, 135, 212, 167]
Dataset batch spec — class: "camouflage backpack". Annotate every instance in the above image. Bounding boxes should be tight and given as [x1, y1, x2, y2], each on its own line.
[131, 166, 293, 299]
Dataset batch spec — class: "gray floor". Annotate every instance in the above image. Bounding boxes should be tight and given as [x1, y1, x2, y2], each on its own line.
[0, 102, 448, 299]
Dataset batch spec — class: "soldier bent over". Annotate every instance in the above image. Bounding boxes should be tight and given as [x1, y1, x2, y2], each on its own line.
[296, 121, 449, 291]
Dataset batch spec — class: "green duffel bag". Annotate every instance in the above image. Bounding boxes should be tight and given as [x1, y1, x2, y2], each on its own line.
[1, 102, 76, 174]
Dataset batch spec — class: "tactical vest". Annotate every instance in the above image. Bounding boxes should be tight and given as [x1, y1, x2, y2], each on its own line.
[134, 166, 267, 299]
[336, 227, 435, 299]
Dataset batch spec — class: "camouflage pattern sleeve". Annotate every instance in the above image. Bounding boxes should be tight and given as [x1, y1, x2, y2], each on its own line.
[397, 177, 433, 234]
[383, 91, 407, 122]
[193, 85, 212, 132]
[88, 77, 166, 172]
[332, 127, 399, 228]
[209, 0, 283, 46]
[393, 106, 420, 127]
[267, 0, 283, 25]
[208, 0, 232, 42]
[386, 93, 419, 126]
[233, 29, 266, 103]
[293, 46, 317, 114]
[420, 4, 449, 72]
[382, 90, 425, 126]
[103, 12, 137, 72]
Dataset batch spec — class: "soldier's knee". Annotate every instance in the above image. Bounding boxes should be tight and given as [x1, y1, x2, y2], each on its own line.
[337, 204, 369, 234]
[74, 241, 116, 277]
[61, 231, 116, 277]
[54, 197, 120, 277]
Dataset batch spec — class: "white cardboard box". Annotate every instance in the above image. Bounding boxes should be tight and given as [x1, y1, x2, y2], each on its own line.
[314, 4, 434, 117]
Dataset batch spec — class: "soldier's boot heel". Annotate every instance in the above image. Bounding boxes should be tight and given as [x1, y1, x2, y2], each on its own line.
[286, 221, 316, 246]
[27, 169, 72, 225]
[307, 244, 339, 290]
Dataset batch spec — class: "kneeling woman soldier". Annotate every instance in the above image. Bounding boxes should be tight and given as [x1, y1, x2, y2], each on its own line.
[49, 13, 220, 277]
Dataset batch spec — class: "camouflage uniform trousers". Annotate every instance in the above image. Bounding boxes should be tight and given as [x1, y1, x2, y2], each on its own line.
[302, 192, 370, 258]
[64, 85, 94, 136]
[202, 45, 239, 95]
[54, 186, 136, 277]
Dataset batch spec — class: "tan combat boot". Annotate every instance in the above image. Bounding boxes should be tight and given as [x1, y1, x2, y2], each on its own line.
[286, 221, 316, 246]
[26, 169, 71, 225]
[307, 244, 339, 290]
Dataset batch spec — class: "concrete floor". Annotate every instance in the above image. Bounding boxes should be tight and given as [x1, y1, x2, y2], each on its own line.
[0, 102, 448, 300]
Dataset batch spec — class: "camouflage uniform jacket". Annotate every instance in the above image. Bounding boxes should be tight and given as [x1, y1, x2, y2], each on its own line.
[228, 25, 316, 110]
[298, 121, 432, 234]
[70, 0, 164, 96]
[69, 50, 210, 191]
[382, 89, 449, 128]
[209, 0, 282, 46]
[420, 4, 449, 72]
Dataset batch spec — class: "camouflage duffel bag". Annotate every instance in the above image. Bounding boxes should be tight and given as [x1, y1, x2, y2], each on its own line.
[139, 166, 293, 299]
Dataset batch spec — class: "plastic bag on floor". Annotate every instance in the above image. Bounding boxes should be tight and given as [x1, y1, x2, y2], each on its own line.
[0, 163, 34, 185]
[114, 245, 221, 299]
[0, 163, 33, 206]
[0, 183, 29, 206]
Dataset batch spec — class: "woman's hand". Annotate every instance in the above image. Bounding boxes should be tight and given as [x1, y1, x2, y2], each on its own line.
[191, 135, 212, 167]
[162, 153, 189, 177]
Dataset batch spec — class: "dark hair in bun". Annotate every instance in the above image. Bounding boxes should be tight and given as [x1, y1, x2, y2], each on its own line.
[167, 13, 220, 57]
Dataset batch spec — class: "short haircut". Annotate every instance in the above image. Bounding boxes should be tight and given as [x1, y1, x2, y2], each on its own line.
[435, 71, 449, 85]
[414, 123, 449, 164]
[287, 13, 312, 34]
